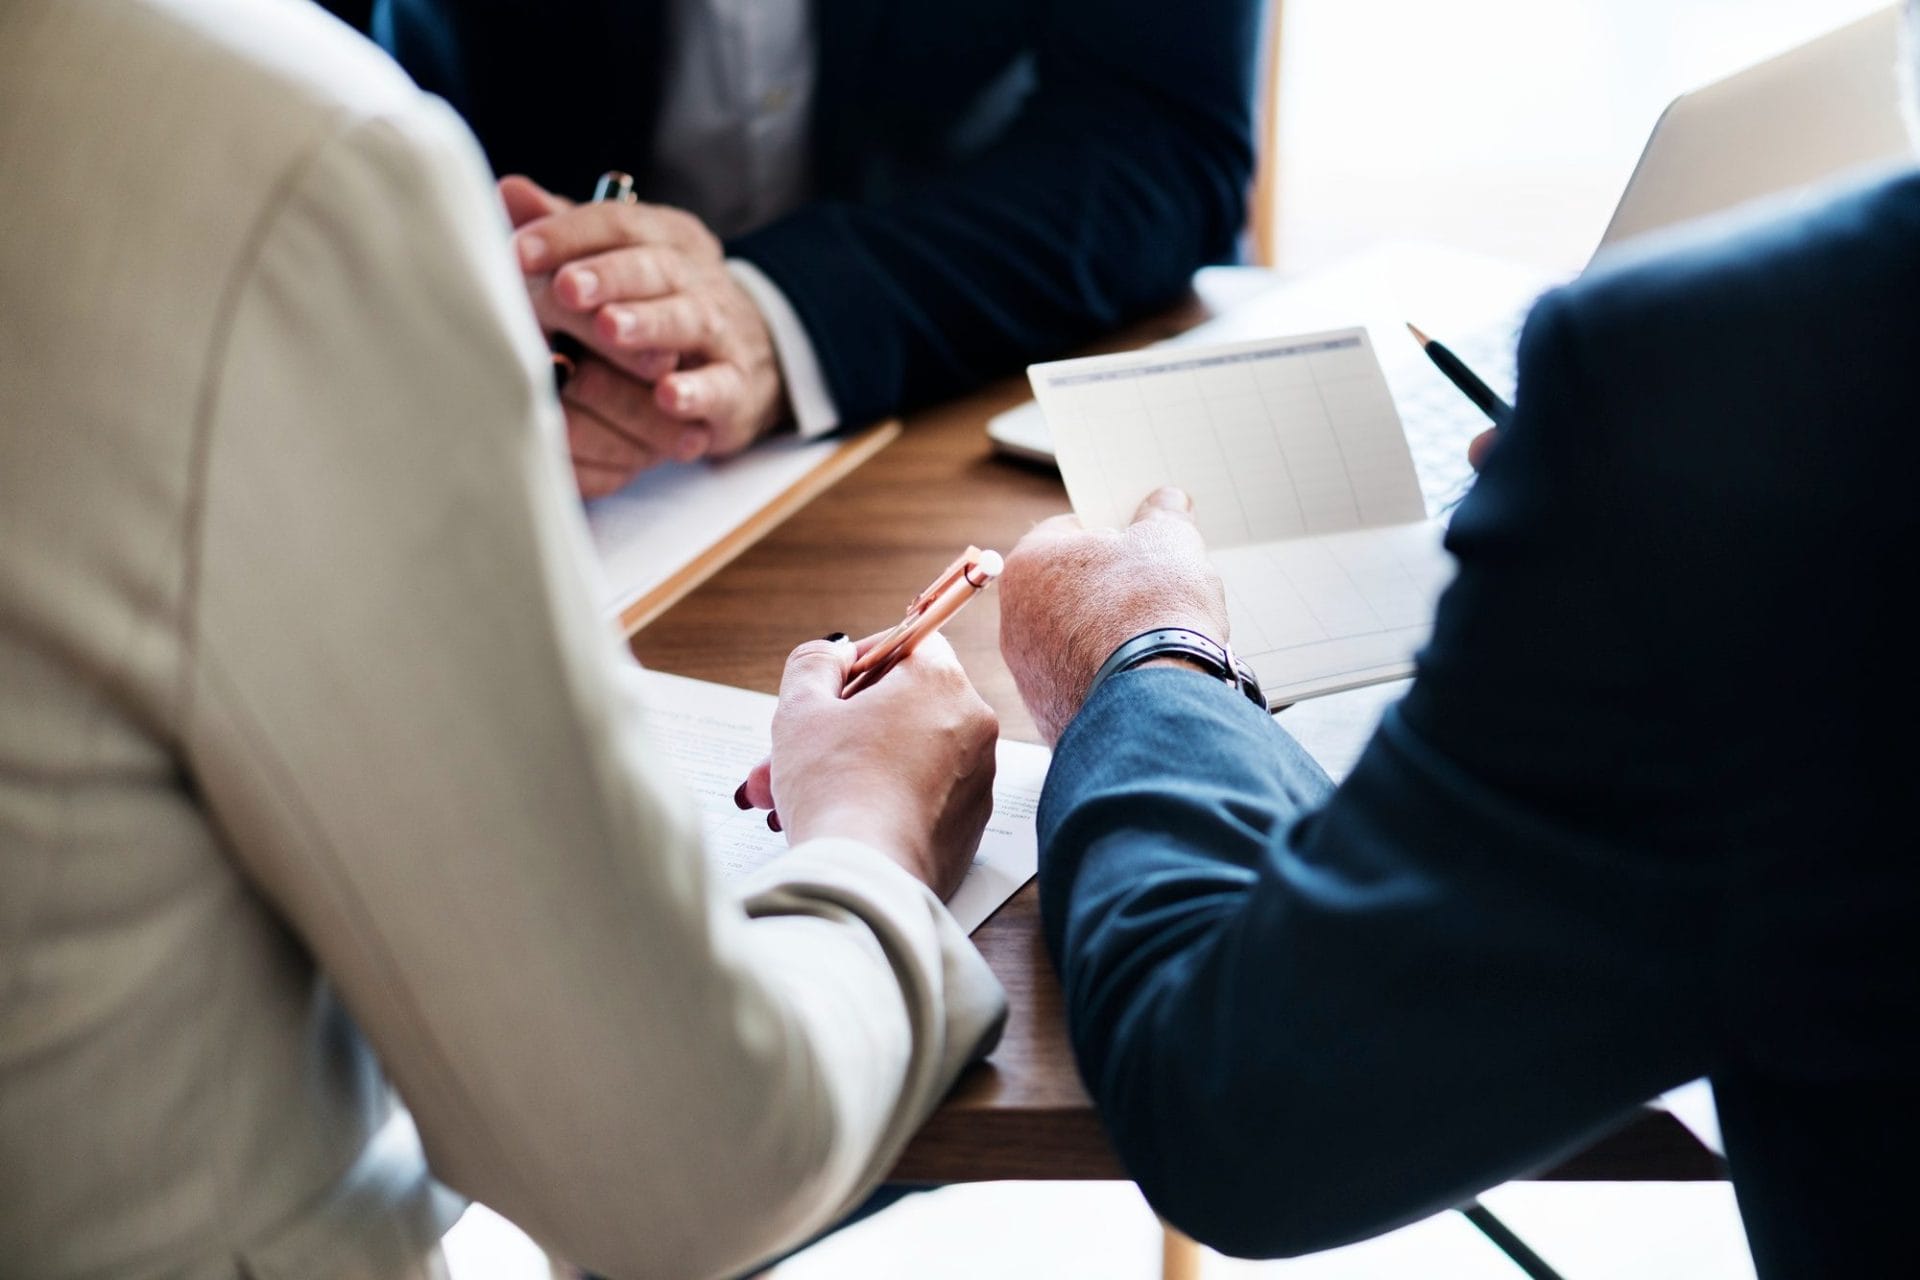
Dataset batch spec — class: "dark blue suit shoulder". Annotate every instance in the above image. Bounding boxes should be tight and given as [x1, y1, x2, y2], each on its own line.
[1545, 168, 1920, 361]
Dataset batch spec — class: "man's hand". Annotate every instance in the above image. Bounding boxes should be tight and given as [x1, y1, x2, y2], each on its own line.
[999, 487, 1230, 745]
[742, 634, 999, 901]
[1468, 427, 1500, 472]
[500, 176, 787, 496]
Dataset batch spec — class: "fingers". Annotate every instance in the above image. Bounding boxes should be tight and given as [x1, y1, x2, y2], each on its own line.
[655, 364, 752, 449]
[597, 295, 724, 357]
[1013, 488, 1188, 546]
[1132, 485, 1194, 523]
[534, 292, 679, 383]
[570, 445, 647, 499]
[514, 201, 713, 276]
[890, 630, 963, 678]
[855, 633, 975, 706]
[551, 245, 684, 312]
[566, 384, 659, 497]
[780, 635, 860, 707]
[564, 358, 711, 465]
[1468, 427, 1501, 472]
[737, 756, 775, 812]
[499, 174, 571, 229]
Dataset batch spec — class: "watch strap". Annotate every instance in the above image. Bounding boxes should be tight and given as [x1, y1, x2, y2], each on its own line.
[1085, 627, 1267, 711]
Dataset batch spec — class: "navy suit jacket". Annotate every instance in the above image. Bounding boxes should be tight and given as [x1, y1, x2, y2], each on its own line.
[373, 0, 1260, 425]
[1039, 173, 1920, 1275]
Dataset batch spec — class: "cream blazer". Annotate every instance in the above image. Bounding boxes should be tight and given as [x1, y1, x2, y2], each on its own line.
[0, 2, 1004, 1277]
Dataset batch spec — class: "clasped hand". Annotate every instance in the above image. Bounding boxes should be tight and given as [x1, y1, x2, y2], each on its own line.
[501, 176, 786, 497]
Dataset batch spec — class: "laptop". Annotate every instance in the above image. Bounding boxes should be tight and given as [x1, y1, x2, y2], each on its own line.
[1596, 5, 1909, 253]
[990, 5, 1912, 467]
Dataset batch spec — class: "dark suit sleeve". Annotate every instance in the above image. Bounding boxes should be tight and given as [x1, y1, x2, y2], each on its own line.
[730, 0, 1259, 425]
[1038, 295, 1718, 1258]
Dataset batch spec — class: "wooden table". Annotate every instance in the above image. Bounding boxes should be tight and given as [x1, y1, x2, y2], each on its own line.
[631, 296, 1724, 1188]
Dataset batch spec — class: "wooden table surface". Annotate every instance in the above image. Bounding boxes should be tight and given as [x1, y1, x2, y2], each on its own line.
[631, 296, 1724, 1187]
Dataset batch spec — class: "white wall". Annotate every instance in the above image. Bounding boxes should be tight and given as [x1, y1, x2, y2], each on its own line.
[1274, 0, 1894, 270]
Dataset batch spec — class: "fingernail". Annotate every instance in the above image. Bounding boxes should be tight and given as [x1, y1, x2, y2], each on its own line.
[516, 234, 546, 271]
[1153, 485, 1193, 512]
[822, 632, 849, 643]
[612, 308, 638, 341]
[766, 811, 783, 833]
[569, 267, 599, 304]
[669, 382, 697, 412]
[677, 428, 707, 461]
[733, 783, 750, 810]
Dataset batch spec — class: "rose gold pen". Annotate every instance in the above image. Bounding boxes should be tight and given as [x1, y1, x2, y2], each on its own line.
[841, 545, 1004, 697]
[734, 546, 1005, 832]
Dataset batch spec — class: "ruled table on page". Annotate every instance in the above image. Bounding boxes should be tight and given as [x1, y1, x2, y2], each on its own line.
[1029, 329, 1454, 705]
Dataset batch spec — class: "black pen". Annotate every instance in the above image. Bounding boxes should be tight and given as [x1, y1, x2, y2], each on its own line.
[1407, 322, 1513, 428]
[550, 170, 638, 390]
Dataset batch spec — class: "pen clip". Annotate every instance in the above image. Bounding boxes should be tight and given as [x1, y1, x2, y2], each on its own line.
[843, 547, 1000, 693]
[907, 546, 985, 615]
[592, 171, 638, 204]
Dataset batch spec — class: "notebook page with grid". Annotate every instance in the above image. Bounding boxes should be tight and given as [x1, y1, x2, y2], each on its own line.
[1029, 328, 1454, 705]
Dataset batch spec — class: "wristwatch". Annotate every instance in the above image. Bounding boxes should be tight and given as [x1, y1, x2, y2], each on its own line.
[1085, 627, 1267, 710]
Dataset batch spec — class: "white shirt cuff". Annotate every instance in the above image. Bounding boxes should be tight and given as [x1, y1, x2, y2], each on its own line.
[727, 258, 842, 439]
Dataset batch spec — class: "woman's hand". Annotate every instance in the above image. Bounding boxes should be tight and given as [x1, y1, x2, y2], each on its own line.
[743, 634, 999, 901]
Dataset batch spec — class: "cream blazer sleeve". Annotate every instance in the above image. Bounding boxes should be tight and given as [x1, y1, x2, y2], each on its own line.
[178, 98, 1004, 1279]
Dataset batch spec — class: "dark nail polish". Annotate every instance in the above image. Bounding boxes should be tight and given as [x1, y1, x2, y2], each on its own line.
[822, 632, 849, 643]
[767, 811, 783, 833]
[733, 784, 750, 810]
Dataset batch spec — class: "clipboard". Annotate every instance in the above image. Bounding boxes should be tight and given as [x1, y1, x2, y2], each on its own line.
[588, 420, 901, 635]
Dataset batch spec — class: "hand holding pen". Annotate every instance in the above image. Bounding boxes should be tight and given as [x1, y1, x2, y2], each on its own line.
[842, 546, 1004, 696]
[1408, 322, 1511, 473]
[734, 546, 1004, 839]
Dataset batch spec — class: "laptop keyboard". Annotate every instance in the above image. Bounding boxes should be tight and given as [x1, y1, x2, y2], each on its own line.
[1398, 308, 1526, 515]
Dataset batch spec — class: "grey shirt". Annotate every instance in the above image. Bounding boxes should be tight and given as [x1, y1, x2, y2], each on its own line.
[650, 0, 817, 239]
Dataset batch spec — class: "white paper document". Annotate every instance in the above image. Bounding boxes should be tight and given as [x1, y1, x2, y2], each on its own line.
[637, 669, 1047, 933]
[989, 245, 1553, 513]
[585, 435, 843, 621]
[1029, 328, 1456, 705]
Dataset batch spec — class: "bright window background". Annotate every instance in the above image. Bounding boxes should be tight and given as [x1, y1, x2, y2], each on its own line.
[1272, 0, 1897, 272]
